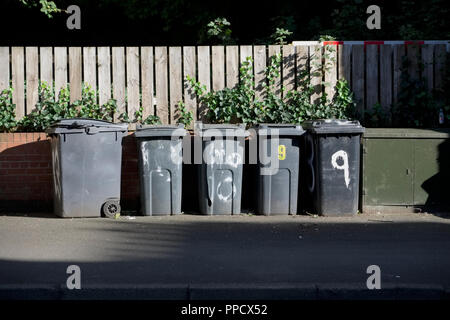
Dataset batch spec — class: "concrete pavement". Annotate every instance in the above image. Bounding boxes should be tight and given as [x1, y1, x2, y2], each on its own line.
[0, 212, 449, 299]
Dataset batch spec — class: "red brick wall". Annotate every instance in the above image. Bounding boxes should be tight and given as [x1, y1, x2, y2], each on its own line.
[0, 132, 140, 212]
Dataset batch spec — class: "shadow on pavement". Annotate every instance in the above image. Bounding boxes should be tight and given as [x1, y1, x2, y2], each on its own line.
[0, 217, 449, 299]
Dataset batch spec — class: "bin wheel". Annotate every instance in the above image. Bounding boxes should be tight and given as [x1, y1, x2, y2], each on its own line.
[102, 200, 121, 219]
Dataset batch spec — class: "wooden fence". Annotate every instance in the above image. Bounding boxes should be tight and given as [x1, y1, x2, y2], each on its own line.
[0, 44, 448, 126]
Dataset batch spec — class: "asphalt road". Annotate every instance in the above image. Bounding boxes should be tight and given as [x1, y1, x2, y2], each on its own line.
[0, 212, 449, 299]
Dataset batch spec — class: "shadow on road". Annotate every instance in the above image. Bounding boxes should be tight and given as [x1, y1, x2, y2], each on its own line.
[1, 217, 449, 300]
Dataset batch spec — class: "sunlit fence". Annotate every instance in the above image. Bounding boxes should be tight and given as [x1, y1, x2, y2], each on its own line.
[0, 43, 448, 125]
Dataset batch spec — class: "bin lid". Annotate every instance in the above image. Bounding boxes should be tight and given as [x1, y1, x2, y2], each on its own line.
[302, 119, 365, 134]
[195, 122, 249, 138]
[135, 124, 187, 138]
[363, 128, 450, 138]
[255, 123, 305, 136]
[46, 118, 128, 134]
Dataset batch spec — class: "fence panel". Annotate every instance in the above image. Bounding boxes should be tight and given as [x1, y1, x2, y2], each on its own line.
[155, 46, 169, 124]
[141, 46, 154, 119]
[126, 47, 140, 122]
[183, 46, 196, 128]
[97, 47, 111, 106]
[112, 47, 126, 119]
[324, 45, 337, 100]
[393, 45, 406, 105]
[240, 45, 253, 63]
[40, 47, 53, 87]
[435, 44, 446, 92]
[421, 44, 434, 91]
[407, 44, 420, 81]
[0, 44, 447, 126]
[268, 45, 281, 97]
[309, 45, 322, 105]
[25, 47, 39, 114]
[380, 45, 393, 117]
[366, 45, 379, 112]
[0, 47, 9, 92]
[211, 46, 225, 92]
[226, 46, 239, 89]
[282, 45, 296, 97]
[254, 45, 266, 99]
[12, 47, 25, 120]
[54, 47, 68, 97]
[295, 45, 308, 88]
[69, 47, 82, 103]
[338, 44, 351, 83]
[352, 45, 364, 117]
[197, 46, 210, 121]
[83, 47, 96, 93]
[240, 45, 253, 90]
[169, 46, 183, 124]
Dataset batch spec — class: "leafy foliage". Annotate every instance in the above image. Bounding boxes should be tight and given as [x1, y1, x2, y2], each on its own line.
[362, 55, 447, 128]
[206, 17, 234, 44]
[12, 0, 450, 44]
[18, 83, 118, 132]
[0, 88, 17, 132]
[19, 0, 62, 18]
[363, 102, 391, 128]
[120, 105, 161, 125]
[323, 0, 450, 40]
[391, 58, 439, 128]
[175, 101, 193, 127]
[186, 53, 356, 126]
[362, 53, 450, 128]
[271, 28, 293, 45]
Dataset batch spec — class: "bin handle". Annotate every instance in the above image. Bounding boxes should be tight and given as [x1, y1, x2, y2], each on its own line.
[206, 167, 214, 204]
[86, 126, 100, 135]
[307, 137, 315, 193]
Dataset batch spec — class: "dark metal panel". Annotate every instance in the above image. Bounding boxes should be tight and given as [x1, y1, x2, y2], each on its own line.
[414, 138, 450, 207]
[363, 138, 414, 206]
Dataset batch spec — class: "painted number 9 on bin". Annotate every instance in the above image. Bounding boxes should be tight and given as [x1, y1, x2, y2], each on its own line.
[278, 145, 286, 160]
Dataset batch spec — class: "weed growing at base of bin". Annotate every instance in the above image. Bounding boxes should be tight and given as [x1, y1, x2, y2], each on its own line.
[186, 51, 356, 126]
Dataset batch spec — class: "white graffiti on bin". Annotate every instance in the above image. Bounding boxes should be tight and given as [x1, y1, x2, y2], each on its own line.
[331, 150, 350, 188]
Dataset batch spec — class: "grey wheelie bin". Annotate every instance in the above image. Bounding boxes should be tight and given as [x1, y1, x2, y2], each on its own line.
[302, 119, 365, 216]
[135, 124, 187, 215]
[196, 122, 248, 215]
[47, 118, 128, 218]
[255, 124, 305, 215]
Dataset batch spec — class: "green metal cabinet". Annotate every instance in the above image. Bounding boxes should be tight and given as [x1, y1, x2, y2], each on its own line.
[362, 128, 450, 212]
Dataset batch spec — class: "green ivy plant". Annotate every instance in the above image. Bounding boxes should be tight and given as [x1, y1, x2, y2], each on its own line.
[176, 101, 193, 127]
[390, 57, 440, 128]
[74, 85, 117, 122]
[206, 17, 233, 45]
[16, 82, 119, 132]
[363, 102, 391, 128]
[186, 53, 356, 126]
[361, 54, 448, 128]
[120, 105, 161, 125]
[19, 0, 62, 18]
[0, 88, 17, 132]
[18, 82, 74, 132]
[186, 57, 261, 125]
[141, 115, 161, 125]
[271, 28, 293, 45]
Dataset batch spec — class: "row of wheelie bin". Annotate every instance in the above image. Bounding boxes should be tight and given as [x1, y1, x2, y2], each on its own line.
[46, 118, 364, 218]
